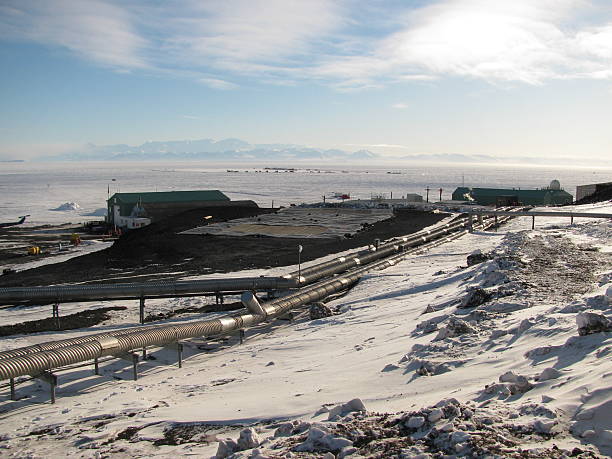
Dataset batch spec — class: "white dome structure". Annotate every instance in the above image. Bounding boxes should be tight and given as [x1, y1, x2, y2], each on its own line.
[549, 179, 561, 191]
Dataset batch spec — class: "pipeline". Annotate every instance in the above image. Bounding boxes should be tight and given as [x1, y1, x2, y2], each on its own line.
[286, 218, 469, 284]
[0, 218, 463, 306]
[0, 212, 510, 382]
[0, 277, 296, 306]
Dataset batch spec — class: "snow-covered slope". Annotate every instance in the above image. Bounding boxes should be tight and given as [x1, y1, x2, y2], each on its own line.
[0, 203, 610, 458]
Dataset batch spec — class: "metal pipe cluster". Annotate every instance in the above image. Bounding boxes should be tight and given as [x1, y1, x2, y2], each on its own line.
[286, 218, 468, 284]
[0, 277, 296, 306]
[0, 212, 509, 383]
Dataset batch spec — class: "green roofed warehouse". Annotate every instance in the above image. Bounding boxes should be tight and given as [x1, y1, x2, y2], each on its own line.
[107, 190, 255, 229]
[452, 180, 573, 206]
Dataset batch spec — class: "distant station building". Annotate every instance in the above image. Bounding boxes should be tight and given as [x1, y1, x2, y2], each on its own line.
[342, 194, 423, 209]
[576, 182, 612, 202]
[452, 180, 573, 206]
[107, 190, 254, 229]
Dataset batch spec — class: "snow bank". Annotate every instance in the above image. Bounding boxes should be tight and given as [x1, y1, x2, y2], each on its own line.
[50, 202, 81, 211]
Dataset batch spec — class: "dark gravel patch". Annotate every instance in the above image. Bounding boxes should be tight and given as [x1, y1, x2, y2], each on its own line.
[0, 206, 448, 287]
[0, 306, 127, 336]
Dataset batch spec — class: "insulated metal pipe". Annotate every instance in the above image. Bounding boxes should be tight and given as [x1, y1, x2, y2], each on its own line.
[285, 219, 469, 284]
[0, 218, 465, 306]
[0, 213, 509, 381]
[0, 277, 297, 306]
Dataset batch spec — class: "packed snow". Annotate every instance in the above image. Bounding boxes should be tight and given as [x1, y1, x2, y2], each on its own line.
[0, 202, 610, 458]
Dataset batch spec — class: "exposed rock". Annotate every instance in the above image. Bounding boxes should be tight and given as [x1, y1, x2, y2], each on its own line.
[428, 408, 444, 423]
[237, 428, 260, 450]
[498, 371, 533, 394]
[458, 288, 492, 308]
[536, 367, 562, 381]
[467, 250, 490, 266]
[434, 317, 475, 340]
[327, 398, 366, 420]
[576, 311, 612, 335]
[414, 359, 453, 376]
[309, 302, 333, 320]
[274, 423, 294, 437]
[215, 438, 238, 458]
[293, 426, 353, 453]
[450, 431, 471, 444]
[533, 419, 556, 434]
[406, 416, 426, 429]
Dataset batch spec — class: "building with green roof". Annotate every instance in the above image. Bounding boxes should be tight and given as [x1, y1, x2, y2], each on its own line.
[452, 184, 573, 206]
[107, 190, 238, 228]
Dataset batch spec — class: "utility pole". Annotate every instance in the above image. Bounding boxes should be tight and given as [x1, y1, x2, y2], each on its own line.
[297, 245, 303, 286]
[439, 188, 443, 201]
[425, 186, 430, 203]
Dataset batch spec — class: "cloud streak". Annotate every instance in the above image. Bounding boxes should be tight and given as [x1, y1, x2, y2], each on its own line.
[0, 0, 148, 69]
[2, 0, 612, 88]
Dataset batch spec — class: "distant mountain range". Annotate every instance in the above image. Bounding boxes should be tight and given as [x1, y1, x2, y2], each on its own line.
[38, 138, 611, 166]
[43, 139, 380, 162]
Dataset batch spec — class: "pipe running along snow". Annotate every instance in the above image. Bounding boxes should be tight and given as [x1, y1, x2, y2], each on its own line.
[0, 217, 465, 306]
[0, 213, 510, 382]
[0, 277, 296, 305]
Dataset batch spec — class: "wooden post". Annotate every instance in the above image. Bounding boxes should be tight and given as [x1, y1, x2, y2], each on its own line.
[139, 296, 145, 324]
[36, 371, 57, 404]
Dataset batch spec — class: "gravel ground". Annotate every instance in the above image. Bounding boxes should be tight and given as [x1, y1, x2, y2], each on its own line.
[0, 206, 448, 287]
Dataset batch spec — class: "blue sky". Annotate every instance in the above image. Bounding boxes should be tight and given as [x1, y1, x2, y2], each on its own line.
[1, 0, 611, 163]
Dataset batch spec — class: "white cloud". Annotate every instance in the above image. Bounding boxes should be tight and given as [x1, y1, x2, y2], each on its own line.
[312, 0, 612, 86]
[198, 77, 239, 90]
[2, 0, 612, 88]
[0, 0, 148, 69]
[392, 103, 408, 109]
[153, 0, 346, 73]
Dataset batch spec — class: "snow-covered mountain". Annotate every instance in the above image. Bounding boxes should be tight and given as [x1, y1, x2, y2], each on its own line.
[42, 138, 381, 162]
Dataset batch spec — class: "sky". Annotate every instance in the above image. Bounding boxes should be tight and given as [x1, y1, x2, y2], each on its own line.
[1, 0, 611, 163]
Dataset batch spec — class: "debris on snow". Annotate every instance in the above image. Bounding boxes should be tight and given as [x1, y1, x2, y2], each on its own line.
[458, 287, 492, 308]
[309, 302, 334, 319]
[327, 398, 367, 420]
[576, 311, 612, 336]
[467, 249, 491, 266]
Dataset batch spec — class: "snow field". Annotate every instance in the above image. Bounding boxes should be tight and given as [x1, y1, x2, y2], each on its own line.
[0, 203, 609, 457]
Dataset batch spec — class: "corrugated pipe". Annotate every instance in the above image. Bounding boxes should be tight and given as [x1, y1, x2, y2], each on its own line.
[0, 218, 463, 306]
[0, 277, 297, 306]
[0, 218, 469, 363]
[0, 213, 510, 382]
[286, 219, 469, 284]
